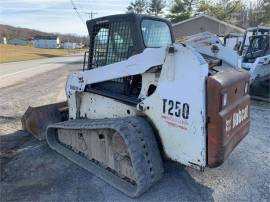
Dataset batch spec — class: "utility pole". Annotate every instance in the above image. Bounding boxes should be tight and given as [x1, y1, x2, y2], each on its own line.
[84, 11, 98, 20]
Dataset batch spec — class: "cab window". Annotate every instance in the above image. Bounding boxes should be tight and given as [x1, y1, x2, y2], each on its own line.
[92, 22, 134, 68]
[141, 19, 172, 48]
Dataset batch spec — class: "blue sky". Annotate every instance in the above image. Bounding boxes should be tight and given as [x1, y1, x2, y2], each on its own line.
[0, 0, 257, 36]
[0, 0, 132, 36]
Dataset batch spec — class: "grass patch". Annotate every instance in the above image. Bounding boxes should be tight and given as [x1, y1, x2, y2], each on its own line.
[0, 44, 86, 63]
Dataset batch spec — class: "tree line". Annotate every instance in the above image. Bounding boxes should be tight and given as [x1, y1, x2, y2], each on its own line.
[127, 0, 270, 27]
[0, 24, 89, 44]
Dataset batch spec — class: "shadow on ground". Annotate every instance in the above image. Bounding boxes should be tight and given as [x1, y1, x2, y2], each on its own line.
[50, 61, 84, 65]
[0, 130, 214, 201]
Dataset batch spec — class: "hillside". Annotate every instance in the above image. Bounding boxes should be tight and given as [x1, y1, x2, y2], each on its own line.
[0, 24, 88, 44]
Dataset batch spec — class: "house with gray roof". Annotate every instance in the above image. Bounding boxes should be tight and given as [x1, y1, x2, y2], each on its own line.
[173, 14, 245, 40]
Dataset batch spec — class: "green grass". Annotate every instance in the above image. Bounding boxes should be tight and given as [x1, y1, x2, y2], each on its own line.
[0, 44, 86, 63]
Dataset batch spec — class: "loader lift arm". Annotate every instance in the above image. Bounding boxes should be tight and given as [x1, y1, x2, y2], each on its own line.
[84, 14, 174, 99]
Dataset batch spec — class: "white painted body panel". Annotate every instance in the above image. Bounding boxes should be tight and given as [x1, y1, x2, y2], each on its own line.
[185, 32, 270, 83]
[79, 93, 138, 119]
[141, 44, 208, 167]
[242, 56, 270, 81]
[66, 44, 208, 169]
[184, 32, 239, 67]
[225, 36, 243, 50]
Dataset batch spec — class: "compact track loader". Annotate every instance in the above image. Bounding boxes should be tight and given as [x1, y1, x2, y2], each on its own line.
[22, 14, 250, 197]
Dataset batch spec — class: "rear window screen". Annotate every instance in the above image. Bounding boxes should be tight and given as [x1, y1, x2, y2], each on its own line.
[141, 19, 172, 48]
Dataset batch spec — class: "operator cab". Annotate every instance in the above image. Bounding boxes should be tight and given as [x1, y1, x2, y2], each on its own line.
[239, 26, 270, 63]
[84, 14, 174, 104]
[86, 13, 174, 68]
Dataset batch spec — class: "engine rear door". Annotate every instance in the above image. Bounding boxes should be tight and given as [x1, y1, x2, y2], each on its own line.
[207, 68, 250, 167]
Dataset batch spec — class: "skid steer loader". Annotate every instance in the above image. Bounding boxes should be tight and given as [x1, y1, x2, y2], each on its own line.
[22, 14, 250, 197]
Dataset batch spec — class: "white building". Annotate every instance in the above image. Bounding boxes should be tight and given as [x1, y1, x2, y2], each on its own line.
[63, 42, 77, 49]
[75, 43, 83, 49]
[0, 36, 7, 44]
[33, 36, 60, 49]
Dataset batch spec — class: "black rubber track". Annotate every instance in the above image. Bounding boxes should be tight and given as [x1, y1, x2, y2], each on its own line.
[46, 117, 164, 197]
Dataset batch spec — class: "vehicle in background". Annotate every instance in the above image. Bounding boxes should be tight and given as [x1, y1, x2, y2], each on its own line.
[184, 26, 270, 101]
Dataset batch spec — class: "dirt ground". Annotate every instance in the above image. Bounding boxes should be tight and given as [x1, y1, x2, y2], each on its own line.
[0, 62, 270, 201]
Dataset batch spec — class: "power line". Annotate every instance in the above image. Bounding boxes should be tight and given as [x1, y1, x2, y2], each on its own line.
[84, 11, 98, 20]
[69, 0, 86, 26]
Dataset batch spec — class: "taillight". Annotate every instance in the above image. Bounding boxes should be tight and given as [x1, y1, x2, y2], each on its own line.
[244, 81, 249, 94]
[221, 92, 228, 108]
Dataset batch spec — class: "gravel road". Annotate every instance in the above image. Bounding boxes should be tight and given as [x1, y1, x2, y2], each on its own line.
[0, 54, 83, 88]
[0, 60, 269, 201]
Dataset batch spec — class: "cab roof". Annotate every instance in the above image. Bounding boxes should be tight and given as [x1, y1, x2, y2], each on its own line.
[86, 13, 171, 26]
[247, 25, 270, 32]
